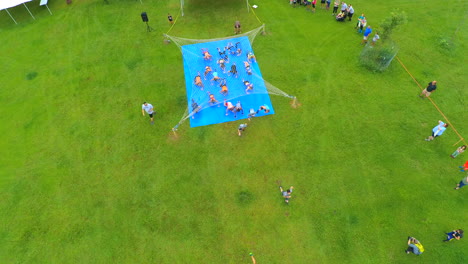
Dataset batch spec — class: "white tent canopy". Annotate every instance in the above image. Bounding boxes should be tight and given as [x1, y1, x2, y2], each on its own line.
[1, 0, 52, 24]
[0, 0, 32, 10]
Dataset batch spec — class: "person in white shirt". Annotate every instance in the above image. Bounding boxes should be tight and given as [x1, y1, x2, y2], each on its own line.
[141, 102, 155, 124]
[371, 32, 380, 46]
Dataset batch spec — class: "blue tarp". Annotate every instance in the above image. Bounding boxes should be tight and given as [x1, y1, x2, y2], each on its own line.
[182, 36, 274, 127]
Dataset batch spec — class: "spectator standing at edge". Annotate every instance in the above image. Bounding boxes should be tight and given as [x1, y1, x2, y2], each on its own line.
[356, 14, 366, 33]
[332, 0, 340, 15]
[371, 32, 380, 46]
[234, 21, 241, 34]
[361, 26, 372, 45]
[425, 120, 449, 141]
[167, 13, 173, 25]
[420, 80, 437, 98]
[347, 5, 354, 21]
[340, 2, 348, 14]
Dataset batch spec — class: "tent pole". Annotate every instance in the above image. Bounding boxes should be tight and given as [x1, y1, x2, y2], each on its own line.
[181, 0, 184, 16]
[5, 9, 18, 24]
[23, 3, 36, 20]
[46, 5, 52, 15]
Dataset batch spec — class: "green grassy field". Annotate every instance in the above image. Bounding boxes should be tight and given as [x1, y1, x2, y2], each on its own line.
[1, 0, 467, 263]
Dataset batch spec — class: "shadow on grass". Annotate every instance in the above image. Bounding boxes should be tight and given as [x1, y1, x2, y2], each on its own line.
[236, 190, 255, 206]
[25, 71, 38, 80]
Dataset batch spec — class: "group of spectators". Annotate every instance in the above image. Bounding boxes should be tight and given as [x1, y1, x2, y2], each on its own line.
[287, 1, 380, 46]
[284, 3, 466, 254]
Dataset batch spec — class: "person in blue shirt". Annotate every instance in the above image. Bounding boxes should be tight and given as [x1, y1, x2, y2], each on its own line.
[443, 229, 463, 242]
[361, 26, 372, 45]
[141, 102, 155, 124]
[425, 120, 449, 141]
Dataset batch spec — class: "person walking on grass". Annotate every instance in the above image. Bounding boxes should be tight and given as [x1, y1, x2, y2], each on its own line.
[326, 0, 331, 10]
[141, 102, 155, 125]
[451, 145, 467, 158]
[420, 80, 437, 98]
[238, 123, 248, 136]
[455, 175, 468, 189]
[234, 21, 241, 34]
[371, 32, 380, 46]
[443, 229, 464, 241]
[167, 13, 174, 25]
[347, 5, 354, 21]
[405, 237, 424, 255]
[356, 14, 366, 33]
[279, 186, 294, 204]
[361, 26, 372, 45]
[425, 120, 449, 141]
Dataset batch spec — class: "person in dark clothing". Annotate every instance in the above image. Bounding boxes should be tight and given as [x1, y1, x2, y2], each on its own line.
[443, 229, 464, 242]
[420, 80, 437, 98]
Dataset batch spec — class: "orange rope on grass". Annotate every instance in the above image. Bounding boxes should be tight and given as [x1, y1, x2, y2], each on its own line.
[395, 56, 466, 146]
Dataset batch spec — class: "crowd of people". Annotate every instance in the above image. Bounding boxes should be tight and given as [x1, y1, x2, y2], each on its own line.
[287, 1, 380, 46]
[283, 2, 465, 256]
[144, 4, 464, 262]
[190, 42, 268, 122]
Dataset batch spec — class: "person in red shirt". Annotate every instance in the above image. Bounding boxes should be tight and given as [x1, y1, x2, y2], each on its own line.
[459, 161, 468, 172]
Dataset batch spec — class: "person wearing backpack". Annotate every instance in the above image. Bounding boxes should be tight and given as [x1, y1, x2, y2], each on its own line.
[405, 237, 424, 255]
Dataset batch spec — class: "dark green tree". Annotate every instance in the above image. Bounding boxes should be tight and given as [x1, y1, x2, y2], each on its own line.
[379, 10, 408, 41]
